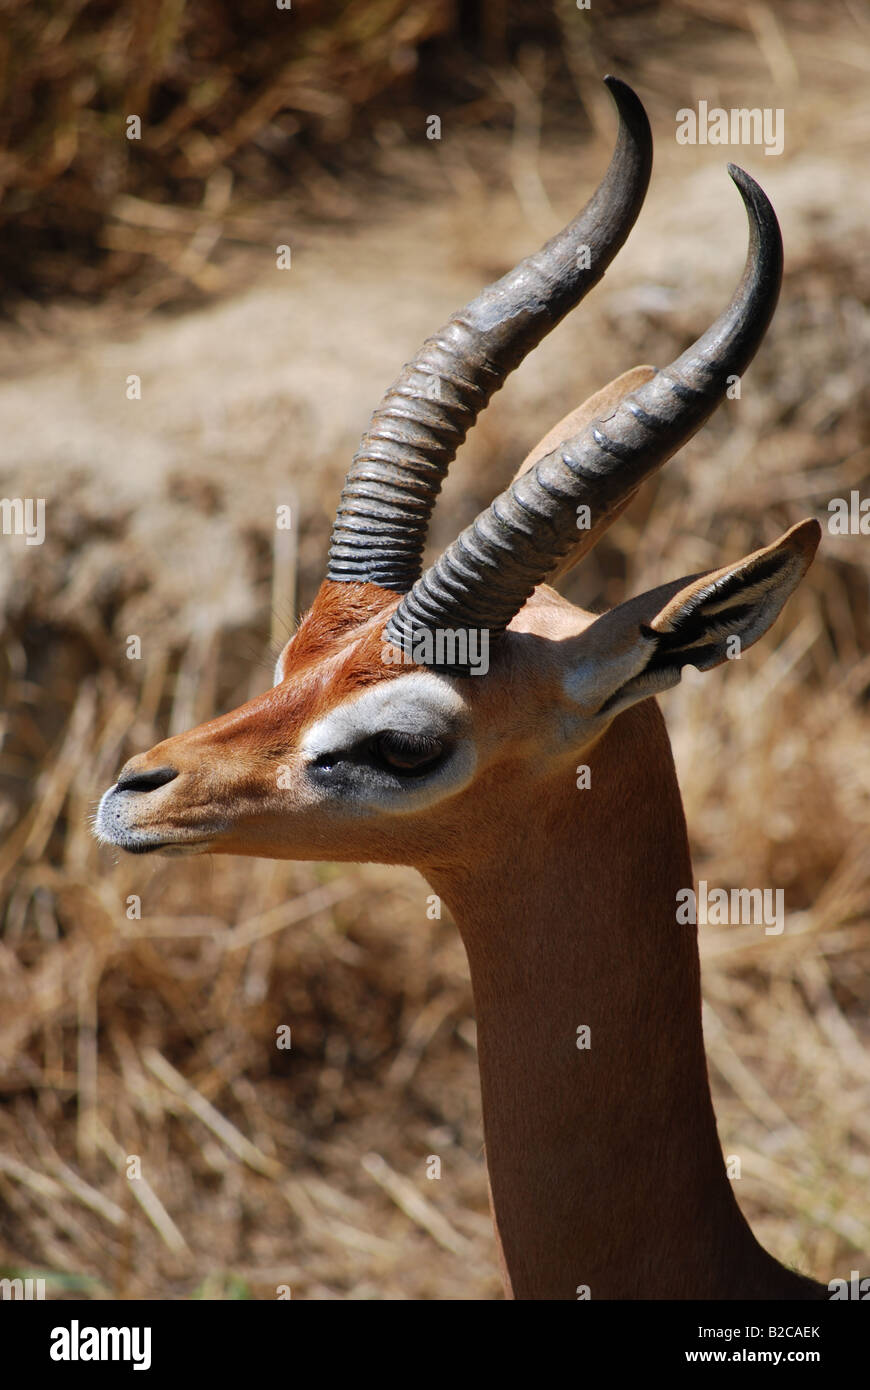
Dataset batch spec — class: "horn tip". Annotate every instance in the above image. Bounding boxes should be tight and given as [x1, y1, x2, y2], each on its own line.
[726, 162, 767, 211]
[603, 73, 630, 97]
[601, 75, 653, 187]
[602, 74, 648, 130]
[726, 163, 782, 271]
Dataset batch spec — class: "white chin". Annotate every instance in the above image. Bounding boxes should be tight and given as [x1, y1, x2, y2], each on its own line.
[94, 787, 214, 856]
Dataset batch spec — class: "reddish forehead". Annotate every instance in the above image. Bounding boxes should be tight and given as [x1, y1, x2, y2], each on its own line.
[277, 579, 405, 714]
[285, 581, 399, 668]
[287, 578, 397, 658]
[182, 583, 406, 757]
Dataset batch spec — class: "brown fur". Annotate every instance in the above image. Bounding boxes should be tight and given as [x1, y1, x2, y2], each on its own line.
[100, 446, 825, 1299]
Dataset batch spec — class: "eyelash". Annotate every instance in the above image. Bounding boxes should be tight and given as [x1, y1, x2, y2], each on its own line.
[310, 731, 448, 779]
[369, 730, 445, 775]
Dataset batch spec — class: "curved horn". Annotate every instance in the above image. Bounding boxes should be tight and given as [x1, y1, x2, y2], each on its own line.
[385, 165, 783, 666]
[326, 76, 653, 591]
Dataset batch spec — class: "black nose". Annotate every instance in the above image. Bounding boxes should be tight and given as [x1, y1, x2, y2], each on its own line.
[116, 766, 179, 793]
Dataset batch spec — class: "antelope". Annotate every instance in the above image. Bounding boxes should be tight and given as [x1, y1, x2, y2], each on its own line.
[96, 78, 826, 1300]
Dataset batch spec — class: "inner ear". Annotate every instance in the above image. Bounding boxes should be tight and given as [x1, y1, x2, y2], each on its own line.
[564, 518, 821, 722]
[646, 519, 821, 674]
[641, 559, 778, 675]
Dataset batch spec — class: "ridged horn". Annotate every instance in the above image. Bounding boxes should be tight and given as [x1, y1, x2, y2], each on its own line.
[326, 75, 653, 591]
[385, 165, 783, 668]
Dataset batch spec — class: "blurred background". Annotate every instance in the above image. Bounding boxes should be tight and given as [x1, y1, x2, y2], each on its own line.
[0, 0, 868, 1299]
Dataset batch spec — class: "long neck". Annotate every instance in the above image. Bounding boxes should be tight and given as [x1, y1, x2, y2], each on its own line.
[426, 701, 819, 1300]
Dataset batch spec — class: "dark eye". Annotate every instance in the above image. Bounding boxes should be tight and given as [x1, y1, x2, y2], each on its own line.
[370, 730, 445, 776]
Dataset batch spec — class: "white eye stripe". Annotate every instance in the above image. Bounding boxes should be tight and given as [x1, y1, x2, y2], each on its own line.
[300, 672, 476, 813]
[301, 672, 469, 760]
[273, 648, 289, 687]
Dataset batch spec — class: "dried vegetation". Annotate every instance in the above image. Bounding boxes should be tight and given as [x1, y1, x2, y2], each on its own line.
[0, 0, 868, 1298]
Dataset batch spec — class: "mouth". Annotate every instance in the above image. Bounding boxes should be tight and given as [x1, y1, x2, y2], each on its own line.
[94, 784, 221, 856]
[96, 825, 216, 857]
[116, 837, 215, 857]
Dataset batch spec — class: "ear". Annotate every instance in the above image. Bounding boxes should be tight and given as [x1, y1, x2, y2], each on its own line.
[511, 364, 657, 580]
[564, 519, 821, 719]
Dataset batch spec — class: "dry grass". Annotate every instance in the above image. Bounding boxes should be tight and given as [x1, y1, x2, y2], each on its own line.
[0, 0, 459, 306]
[1, 1, 869, 1298]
